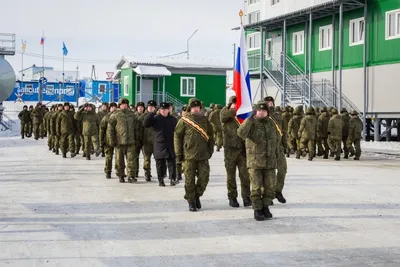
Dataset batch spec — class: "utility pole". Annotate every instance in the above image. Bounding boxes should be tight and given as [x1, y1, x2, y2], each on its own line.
[187, 29, 198, 59]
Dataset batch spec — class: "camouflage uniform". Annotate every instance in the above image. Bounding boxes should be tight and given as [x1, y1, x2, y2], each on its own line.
[97, 104, 109, 157]
[281, 107, 290, 155]
[100, 103, 118, 178]
[27, 106, 34, 137]
[209, 104, 223, 151]
[41, 107, 48, 137]
[18, 107, 31, 139]
[44, 107, 54, 149]
[328, 109, 343, 160]
[174, 105, 188, 181]
[51, 105, 63, 154]
[317, 107, 330, 159]
[220, 97, 251, 207]
[139, 101, 157, 179]
[298, 107, 317, 160]
[205, 103, 215, 119]
[31, 103, 44, 140]
[133, 109, 145, 177]
[108, 108, 140, 182]
[237, 101, 280, 220]
[56, 103, 76, 157]
[347, 110, 363, 160]
[288, 107, 303, 159]
[74, 105, 100, 160]
[174, 98, 214, 211]
[341, 108, 350, 158]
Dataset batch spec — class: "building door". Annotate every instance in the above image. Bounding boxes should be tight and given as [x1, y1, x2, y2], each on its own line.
[141, 79, 153, 103]
[271, 36, 282, 71]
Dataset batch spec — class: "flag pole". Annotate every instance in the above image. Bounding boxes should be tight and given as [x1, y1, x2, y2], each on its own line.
[63, 51, 65, 89]
[42, 31, 45, 78]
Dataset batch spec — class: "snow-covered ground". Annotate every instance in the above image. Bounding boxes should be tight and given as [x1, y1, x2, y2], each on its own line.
[0, 130, 400, 266]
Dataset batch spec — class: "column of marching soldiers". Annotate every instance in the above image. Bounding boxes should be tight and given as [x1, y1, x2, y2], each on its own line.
[17, 96, 363, 221]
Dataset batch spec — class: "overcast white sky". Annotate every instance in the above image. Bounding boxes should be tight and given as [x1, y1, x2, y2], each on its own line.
[2, 0, 243, 80]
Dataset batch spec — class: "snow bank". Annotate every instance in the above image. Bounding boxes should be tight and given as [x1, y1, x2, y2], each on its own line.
[362, 140, 400, 153]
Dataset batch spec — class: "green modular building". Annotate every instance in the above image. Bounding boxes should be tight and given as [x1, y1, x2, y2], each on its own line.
[243, 0, 400, 140]
[114, 57, 230, 109]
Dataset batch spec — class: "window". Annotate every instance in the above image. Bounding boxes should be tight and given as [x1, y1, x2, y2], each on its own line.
[46, 85, 54, 95]
[319, 25, 333, 51]
[180, 77, 196, 97]
[98, 84, 106, 93]
[386, 9, 400, 40]
[248, 11, 260, 24]
[248, 0, 260, 5]
[293, 31, 304, 55]
[123, 76, 129, 96]
[271, 0, 280, 6]
[265, 39, 272, 60]
[349, 18, 365, 46]
[247, 33, 261, 50]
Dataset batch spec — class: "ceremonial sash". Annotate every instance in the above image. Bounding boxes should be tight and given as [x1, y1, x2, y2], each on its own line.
[269, 116, 283, 137]
[181, 117, 210, 142]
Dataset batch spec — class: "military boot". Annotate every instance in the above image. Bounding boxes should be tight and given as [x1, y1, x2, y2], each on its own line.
[52, 148, 56, 153]
[70, 153, 76, 158]
[308, 156, 313, 161]
[86, 154, 91, 161]
[95, 151, 101, 157]
[82, 152, 86, 157]
[21, 135, 24, 139]
[55, 150, 59, 155]
[119, 177, 125, 183]
[301, 149, 307, 157]
[62, 153, 67, 158]
[106, 173, 111, 179]
[243, 198, 252, 207]
[145, 175, 151, 182]
[334, 156, 340, 161]
[101, 152, 105, 157]
[177, 174, 183, 181]
[195, 197, 202, 209]
[329, 151, 335, 157]
[158, 177, 165, 187]
[254, 210, 265, 221]
[189, 202, 197, 212]
[216, 147, 220, 152]
[229, 198, 240, 208]
[262, 206, 273, 219]
[275, 192, 287, 204]
[128, 177, 138, 183]
[170, 179, 177, 186]
[349, 151, 355, 157]
[48, 146, 52, 151]
[344, 152, 349, 159]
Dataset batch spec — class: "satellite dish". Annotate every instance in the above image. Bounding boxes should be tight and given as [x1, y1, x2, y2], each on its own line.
[0, 58, 16, 102]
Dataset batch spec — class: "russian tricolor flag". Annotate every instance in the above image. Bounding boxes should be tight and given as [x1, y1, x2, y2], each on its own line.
[233, 25, 253, 123]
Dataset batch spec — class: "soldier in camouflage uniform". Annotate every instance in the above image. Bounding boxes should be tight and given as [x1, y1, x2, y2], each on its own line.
[220, 96, 251, 208]
[265, 96, 287, 204]
[298, 107, 317, 161]
[209, 104, 223, 152]
[108, 99, 140, 183]
[205, 103, 215, 119]
[56, 102, 76, 158]
[169, 103, 180, 119]
[44, 106, 54, 149]
[31, 102, 44, 140]
[97, 102, 109, 157]
[27, 105, 34, 137]
[41, 105, 48, 137]
[74, 103, 100, 160]
[175, 104, 188, 181]
[237, 101, 280, 221]
[317, 107, 330, 159]
[347, 110, 363, 160]
[138, 100, 156, 181]
[18, 105, 30, 139]
[282, 106, 291, 156]
[288, 106, 303, 159]
[75, 106, 83, 155]
[328, 108, 343, 161]
[51, 104, 64, 154]
[174, 98, 214, 212]
[340, 108, 350, 159]
[133, 102, 145, 177]
[100, 102, 118, 179]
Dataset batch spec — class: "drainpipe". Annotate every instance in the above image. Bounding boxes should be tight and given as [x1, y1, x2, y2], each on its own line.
[363, 0, 368, 141]
[332, 13, 336, 106]
[282, 20, 287, 106]
[308, 12, 313, 107]
[338, 2, 343, 111]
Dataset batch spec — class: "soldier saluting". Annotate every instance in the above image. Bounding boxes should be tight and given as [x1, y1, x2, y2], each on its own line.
[174, 98, 214, 212]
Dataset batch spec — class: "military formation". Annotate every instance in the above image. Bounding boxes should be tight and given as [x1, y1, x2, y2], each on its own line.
[18, 96, 363, 221]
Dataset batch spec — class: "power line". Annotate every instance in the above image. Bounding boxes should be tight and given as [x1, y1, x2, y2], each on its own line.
[15, 51, 117, 63]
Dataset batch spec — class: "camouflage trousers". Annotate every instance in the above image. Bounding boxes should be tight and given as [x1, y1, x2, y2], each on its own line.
[214, 130, 223, 149]
[53, 134, 60, 152]
[33, 122, 41, 140]
[276, 150, 287, 193]
[75, 134, 82, 154]
[60, 133, 75, 154]
[248, 169, 276, 210]
[104, 145, 114, 174]
[20, 123, 27, 137]
[27, 122, 33, 136]
[300, 137, 315, 158]
[47, 133, 53, 149]
[183, 160, 210, 203]
[142, 144, 153, 176]
[328, 136, 341, 157]
[342, 136, 349, 157]
[346, 138, 361, 158]
[40, 123, 46, 137]
[318, 137, 329, 157]
[224, 147, 250, 200]
[83, 135, 99, 155]
[133, 145, 142, 177]
[288, 136, 297, 151]
[115, 145, 135, 178]
[316, 136, 323, 155]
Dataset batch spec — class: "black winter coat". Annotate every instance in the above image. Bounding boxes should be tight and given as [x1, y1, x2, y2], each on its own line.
[143, 112, 177, 159]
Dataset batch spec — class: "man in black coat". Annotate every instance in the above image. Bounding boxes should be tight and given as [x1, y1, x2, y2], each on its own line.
[143, 102, 178, 187]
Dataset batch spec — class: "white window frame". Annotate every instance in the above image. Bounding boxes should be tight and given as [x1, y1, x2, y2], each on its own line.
[385, 9, 400, 40]
[319, 25, 333, 51]
[46, 84, 55, 95]
[248, 0, 260, 6]
[292, 31, 305, 55]
[123, 76, 129, 96]
[271, 0, 280, 6]
[265, 38, 272, 60]
[180, 77, 196, 97]
[98, 83, 107, 93]
[247, 32, 261, 51]
[349, 17, 365, 46]
[248, 11, 260, 24]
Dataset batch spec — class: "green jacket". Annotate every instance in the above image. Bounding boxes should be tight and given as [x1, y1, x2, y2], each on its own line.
[298, 114, 317, 140]
[43, 111, 51, 132]
[18, 110, 31, 124]
[51, 111, 62, 135]
[174, 112, 214, 161]
[341, 112, 350, 137]
[74, 109, 99, 136]
[317, 112, 330, 138]
[209, 108, 222, 132]
[282, 111, 291, 134]
[107, 109, 139, 147]
[348, 116, 363, 141]
[97, 110, 109, 126]
[31, 107, 43, 124]
[139, 112, 154, 145]
[57, 110, 75, 135]
[220, 107, 244, 149]
[328, 114, 343, 140]
[288, 114, 302, 139]
[99, 112, 113, 147]
[237, 116, 280, 170]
